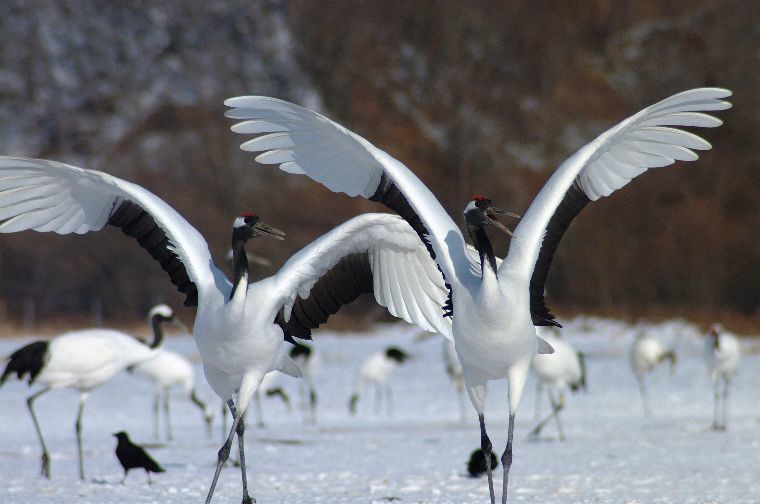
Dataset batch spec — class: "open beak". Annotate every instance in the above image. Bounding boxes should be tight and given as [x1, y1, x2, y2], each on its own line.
[485, 206, 520, 236]
[254, 221, 286, 240]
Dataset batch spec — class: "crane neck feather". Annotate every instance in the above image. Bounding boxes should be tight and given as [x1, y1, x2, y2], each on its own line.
[229, 235, 249, 302]
[149, 315, 166, 349]
[467, 223, 498, 277]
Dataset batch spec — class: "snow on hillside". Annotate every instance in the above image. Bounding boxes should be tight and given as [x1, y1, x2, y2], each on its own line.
[0, 318, 757, 503]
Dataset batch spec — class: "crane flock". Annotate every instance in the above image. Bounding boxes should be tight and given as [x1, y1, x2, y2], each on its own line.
[0, 86, 741, 503]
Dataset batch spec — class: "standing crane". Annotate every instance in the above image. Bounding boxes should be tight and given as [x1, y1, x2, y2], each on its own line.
[0, 304, 177, 479]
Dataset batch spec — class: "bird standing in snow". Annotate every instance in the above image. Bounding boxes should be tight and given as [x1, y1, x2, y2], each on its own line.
[226, 87, 731, 503]
[130, 345, 215, 441]
[113, 431, 165, 484]
[289, 342, 320, 423]
[704, 323, 740, 430]
[629, 332, 676, 417]
[0, 157, 447, 503]
[0, 304, 176, 480]
[530, 330, 585, 440]
[349, 347, 411, 416]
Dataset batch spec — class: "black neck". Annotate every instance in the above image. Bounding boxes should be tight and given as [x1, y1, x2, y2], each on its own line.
[467, 223, 498, 275]
[229, 232, 250, 301]
[150, 316, 165, 349]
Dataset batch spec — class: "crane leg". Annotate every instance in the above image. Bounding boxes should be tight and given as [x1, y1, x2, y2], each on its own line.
[637, 376, 651, 417]
[528, 389, 563, 439]
[550, 389, 566, 441]
[374, 384, 382, 415]
[26, 387, 51, 478]
[205, 399, 253, 504]
[153, 392, 161, 439]
[386, 385, 393, 416]
[721, 378, 730, 431]
[712, 379, 720, 430]
[228, 400, 255, 504]
[478, 413, 496, 504]
[308, 387, 317, 424]
[75, 393, 87, 481]
[163, 392, 173, 441]
[500, 413, 515, 504]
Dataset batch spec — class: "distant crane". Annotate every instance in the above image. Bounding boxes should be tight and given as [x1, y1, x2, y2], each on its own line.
[289, 342, 320, 424]
[227, 87, 731, 503]
[0, 157, 449, 503]
[349, 347, 411, 416]
[529, 330, 586, 440]
[705, 324, 740, 430]
[629, 332, 676, 417]
[129, 344, 215, 441]
[0, 304, 177, 480]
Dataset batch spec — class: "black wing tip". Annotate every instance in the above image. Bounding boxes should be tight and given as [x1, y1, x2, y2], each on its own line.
[1, 340, 48, 386]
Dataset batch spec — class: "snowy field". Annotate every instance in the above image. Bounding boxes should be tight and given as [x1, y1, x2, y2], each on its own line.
[0, 317, 758, 503]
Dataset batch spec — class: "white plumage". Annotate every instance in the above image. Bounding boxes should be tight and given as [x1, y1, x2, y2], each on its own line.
[226, 87, 731, 503]
[629, 332, 676, 416]
[0, 157, 446, 503]
[530, 330, 585, 440]
[704, 324, 740, 430]
[349, 347, 410, 416]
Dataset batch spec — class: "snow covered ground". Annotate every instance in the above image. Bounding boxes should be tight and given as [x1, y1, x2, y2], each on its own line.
[0, 317, 758, 503]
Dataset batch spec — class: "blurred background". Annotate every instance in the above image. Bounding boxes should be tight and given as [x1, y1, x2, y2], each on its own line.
[0, 0, 757, 331]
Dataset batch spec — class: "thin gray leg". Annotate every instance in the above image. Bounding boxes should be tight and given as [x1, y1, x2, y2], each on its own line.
[308, 387, 317, 424]
[205, 400, 247, 504]
[221, 401, 228, 440]
[478, 413, 496, 504]
[374, 384, 382, 415]
[75, 394, 86, 481]
[153, 392, 161, 439]
[712, 379, 720, 430]
[190, 389, 213, 436]
[228, 400, 255, 504]
[26, 387, 51, 478]
[550, 389, 566, 441]
[386, 385, 393, 416]
[721, 378, 731, 431]
[637, 376, 651, 417]
[163, 392, 173, 441]
[529, 389, 563, 439]
[500, 413, 515, 504]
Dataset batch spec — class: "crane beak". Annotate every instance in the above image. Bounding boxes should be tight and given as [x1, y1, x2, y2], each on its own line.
[485, 206, 520, 237]
[254, 221, 286, 240]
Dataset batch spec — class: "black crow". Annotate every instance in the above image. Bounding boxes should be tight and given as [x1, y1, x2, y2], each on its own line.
[114, 431, 165, 484]
[467, 448, 498, 478]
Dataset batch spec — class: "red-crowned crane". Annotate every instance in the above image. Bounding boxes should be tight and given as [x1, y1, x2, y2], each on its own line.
[226, 87, 731, 503]
[0, 157, 449, 503]
[629, 332, 676, 417]
[705, 323, 741, 430]
[0, 304, 177, 480]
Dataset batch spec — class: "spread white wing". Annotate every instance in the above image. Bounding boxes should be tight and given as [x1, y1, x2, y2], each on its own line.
[498, 88, 732, 326]
[0, 157, 222, 305]
[270, 213, 452, 340]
